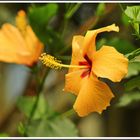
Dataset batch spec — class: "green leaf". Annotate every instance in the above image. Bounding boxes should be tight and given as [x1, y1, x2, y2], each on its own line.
[28, 4, 58, 44]
[17, 94, 47, 120]
[117, 91, 140, 107]
[125, 76, 140, 91]
[125, 6, 140, 22]
[126, 62, 140, 78]
[124, 6, 140, 38]
[29, 4, 58, 25]
[125, 6, 140, 38]
[26, 117, 78, 137]
[17, 96, 35, 118]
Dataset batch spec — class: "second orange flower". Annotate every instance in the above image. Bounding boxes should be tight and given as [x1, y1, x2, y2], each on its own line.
[0, 10, 44, 66]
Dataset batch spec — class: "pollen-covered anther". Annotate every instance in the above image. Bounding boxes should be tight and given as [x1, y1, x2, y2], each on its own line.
[39, 53, 62, 69]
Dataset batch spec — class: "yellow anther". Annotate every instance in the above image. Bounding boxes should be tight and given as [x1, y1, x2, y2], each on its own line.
[15, 10, 27, 36]
[39, 53, 90, 70]
[39, 53, 62, 69]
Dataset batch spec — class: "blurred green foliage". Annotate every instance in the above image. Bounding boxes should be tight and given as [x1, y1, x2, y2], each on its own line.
[28, 4, 62, 53]
[17, 94, 49, 120]
[0, 133, 9, 137]
[17, 94, 78, 137]
[117, 91, 140, 107]
[126, 62, 140, 78]
[121, 13, 130, 26]
[97, 37, 136, 54]
[125, 76, 140, 91]
[26, 117, 78, 137]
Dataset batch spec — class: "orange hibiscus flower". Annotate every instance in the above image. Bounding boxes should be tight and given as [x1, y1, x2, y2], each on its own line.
[0, 10, 44, 66]
[40, 24, 128, 117]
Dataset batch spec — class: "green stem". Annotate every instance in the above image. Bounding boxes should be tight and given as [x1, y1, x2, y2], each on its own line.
[61, 109, 75, 118]
[23, 91, 40, 137]
[38, 69, 50, 92]
[23, 68, 50, 136]
[62, 3, 81, 38]
[65, 3, 81, 19]
[61, 19, 68, 38]
[119, 3, 125, 13]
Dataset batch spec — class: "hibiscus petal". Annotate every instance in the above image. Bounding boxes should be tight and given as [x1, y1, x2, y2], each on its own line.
[69, 35, 85, 72]
[73, 75, 114, 117]
[82, 24, 119, 60]
[0, 23, 27, 52]
[64, 70, 85, 95]
[92, 46, 128, 82]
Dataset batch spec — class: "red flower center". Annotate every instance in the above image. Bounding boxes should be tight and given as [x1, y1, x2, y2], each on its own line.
[79, 55, 92, 78]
